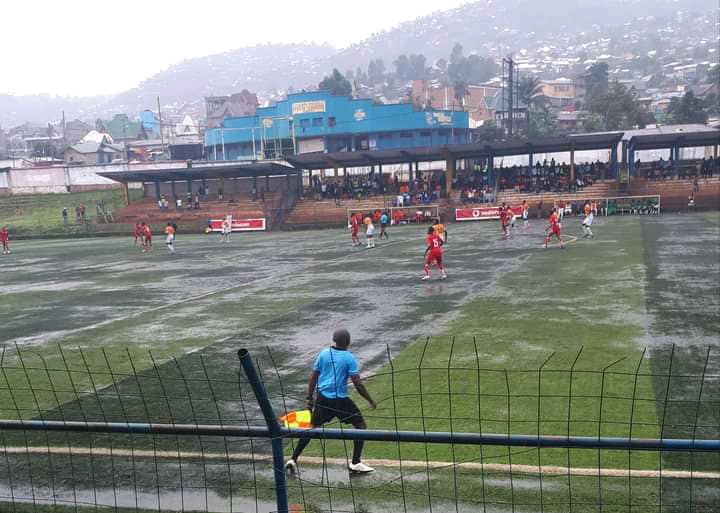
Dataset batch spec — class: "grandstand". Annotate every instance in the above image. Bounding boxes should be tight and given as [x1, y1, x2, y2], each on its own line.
[631, 175, 720, 210]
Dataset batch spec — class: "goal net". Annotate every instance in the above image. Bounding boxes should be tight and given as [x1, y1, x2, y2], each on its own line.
[346, 205, 441, 227]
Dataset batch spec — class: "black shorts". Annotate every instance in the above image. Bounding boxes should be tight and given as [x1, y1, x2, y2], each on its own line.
[312, 394, 364, 426]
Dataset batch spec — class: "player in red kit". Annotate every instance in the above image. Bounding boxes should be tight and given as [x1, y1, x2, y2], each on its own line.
[423, 226, 446, 281]
[499, 203, 511, 239]
[0, 226, 10, 255]
[544, 208, 565, 249]
[133, 221, 143, 245]
[142, 222, 153, 252]
[350, 214, 361, 247]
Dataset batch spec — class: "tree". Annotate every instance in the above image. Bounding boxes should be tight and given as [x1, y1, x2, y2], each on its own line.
[582, 112, 607, 133]
[368, 59, 385, 85]
[518, 75, 549, 109]
[666, 91, 708, 124]
[453, 81, 469, 108]
[394, 55, 410, 80]
[585, 81, 654, 130]
[408, 54, 427, 80]
[585, 62, 609, 104]
[318, 69, 352, 96]
[528, 106, 557, 138]
[472, 121, 505, 143]
[447, 43, 496, 84]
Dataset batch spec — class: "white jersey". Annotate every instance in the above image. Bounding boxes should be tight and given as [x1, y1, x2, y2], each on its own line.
[366, 224, 375, 237]
[583, 213, 594, 226]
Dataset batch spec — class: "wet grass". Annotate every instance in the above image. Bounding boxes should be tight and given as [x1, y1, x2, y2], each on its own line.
[0, 214, 718, 512]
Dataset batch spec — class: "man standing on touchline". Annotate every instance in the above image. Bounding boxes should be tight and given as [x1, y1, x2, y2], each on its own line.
[285, 329, 377, 474]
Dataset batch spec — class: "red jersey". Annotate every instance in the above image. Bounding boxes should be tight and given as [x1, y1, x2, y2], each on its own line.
[0, 229, 8, 243]
[143, 226, 152, 239]
[549, 212, 561, 233]
[351, 217, 359, 233]
[427, 234, 443, 253]
[133, 225, 142, 237]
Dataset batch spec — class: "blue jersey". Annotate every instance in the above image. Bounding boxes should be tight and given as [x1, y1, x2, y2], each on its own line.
[380, 214, 389, 225]
[313, 347, 359, 399]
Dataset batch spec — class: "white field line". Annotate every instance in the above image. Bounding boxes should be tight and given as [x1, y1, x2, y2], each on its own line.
[1, 446, 717, 479]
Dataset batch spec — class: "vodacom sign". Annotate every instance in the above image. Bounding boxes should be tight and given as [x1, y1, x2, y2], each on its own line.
[455, 206, 522, 221]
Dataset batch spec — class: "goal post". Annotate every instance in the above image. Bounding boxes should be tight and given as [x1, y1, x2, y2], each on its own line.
[346, 204, 441, 227]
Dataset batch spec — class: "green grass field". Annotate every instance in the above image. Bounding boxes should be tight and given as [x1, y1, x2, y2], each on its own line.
[0, 212, 718, 512]
[0, 189, 143, 235]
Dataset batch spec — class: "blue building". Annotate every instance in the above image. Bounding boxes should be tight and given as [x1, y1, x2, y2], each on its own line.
[205, 91, 470, 161]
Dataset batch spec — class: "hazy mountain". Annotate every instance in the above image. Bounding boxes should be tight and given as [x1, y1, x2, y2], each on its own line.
[0, 0, 714, 127]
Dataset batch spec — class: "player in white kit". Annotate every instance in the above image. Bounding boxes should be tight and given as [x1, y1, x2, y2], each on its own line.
[582, 201, 594, 238]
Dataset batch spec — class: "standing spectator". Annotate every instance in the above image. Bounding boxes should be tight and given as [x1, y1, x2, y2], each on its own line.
[194, 194, 200, 210]
[79, 203, 86, 220]
[62, 208, 68, 225]
[175, 198, 182, 210]
[75, 206, 81, 222]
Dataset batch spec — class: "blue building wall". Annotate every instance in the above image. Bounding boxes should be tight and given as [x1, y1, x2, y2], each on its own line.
[205, 91, 469, 160]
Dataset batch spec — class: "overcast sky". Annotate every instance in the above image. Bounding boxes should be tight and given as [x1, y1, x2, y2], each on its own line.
[2, 0, 469, 97]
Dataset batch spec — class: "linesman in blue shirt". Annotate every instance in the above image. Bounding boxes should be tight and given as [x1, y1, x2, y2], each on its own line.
[285, 329, 377, 474]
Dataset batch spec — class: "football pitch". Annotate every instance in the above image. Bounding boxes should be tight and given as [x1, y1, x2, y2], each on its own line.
[1, 212, 719, 512]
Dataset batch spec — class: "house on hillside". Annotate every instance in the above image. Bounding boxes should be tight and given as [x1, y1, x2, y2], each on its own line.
[539, 78, 581, 109]
[205, 91, 259, 129]
[64, 119, 93, 144]
[411, 80, 501, 127]
[104, 114, 148, 143]
[64, 141, 124, 165]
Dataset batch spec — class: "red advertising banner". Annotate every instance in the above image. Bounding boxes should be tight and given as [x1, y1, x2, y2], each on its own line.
[455, 206, 523, 221]
[209, 218, 266, 232]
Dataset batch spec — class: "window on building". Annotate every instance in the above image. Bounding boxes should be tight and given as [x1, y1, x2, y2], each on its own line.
[420, 131, 432, 138]
[400, 132, 413, 138]
[299, 118, 310, 129]
[328, 117, 337, 127]
[312, 117, 323, 127]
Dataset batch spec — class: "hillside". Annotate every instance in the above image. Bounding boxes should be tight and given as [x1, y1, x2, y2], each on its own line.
[0, 0, 714, 127]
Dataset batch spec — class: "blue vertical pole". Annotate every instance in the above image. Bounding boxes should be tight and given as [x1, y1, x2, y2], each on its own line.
[628, 146, 635, 178]
[238, 349, 289, 513]
[610, 145, 618, 179]
[673, 144, 680, 176]
[155, 181, 161, 201]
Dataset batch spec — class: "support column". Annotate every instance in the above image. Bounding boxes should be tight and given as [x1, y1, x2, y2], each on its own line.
[171, 180, 176, 198]
[621, 140, 628, 180]
[673, 144, 680, 176]
[528, 152, 534, 177]
[202, 178, 207, 194]
[123, 182, 130, 206]
[628, 146, 636, 177]
[570, 144, 576, 183]
[610, 145, 618, 179]
[714, 144, 719, 175]
[445, 150, 455, 196]
[253, 175, 258, 193]
[334, 166, 338, 178]
[266, 175, 270, 191]
[488, 155, 494, 186]
[408, 162, 414, 190]
[187, 179, 192, 194]
[155, 181, 161, 201]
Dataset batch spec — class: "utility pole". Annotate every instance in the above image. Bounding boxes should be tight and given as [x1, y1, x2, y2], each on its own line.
[504, 56, 515, 138]
[62, 111, 67, 153]
[157, 96, 165, 159]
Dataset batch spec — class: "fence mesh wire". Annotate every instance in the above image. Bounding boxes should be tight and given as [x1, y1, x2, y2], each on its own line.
[0, 342, 718, 513]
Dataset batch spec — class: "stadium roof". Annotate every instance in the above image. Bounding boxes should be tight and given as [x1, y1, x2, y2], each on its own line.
[627, 128, 719, 151]
[286, 132, 625, 169]
[97, 159, 298, 183]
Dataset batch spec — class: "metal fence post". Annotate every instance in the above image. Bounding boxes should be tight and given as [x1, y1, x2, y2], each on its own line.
[238, 349, 289, 513]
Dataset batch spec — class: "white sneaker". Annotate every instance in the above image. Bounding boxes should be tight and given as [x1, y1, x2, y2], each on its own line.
[441, 273, 447, 280]
[348, 462, 374, 473]
[422, 275, 430, 281]
[285, 459, 297, 473]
